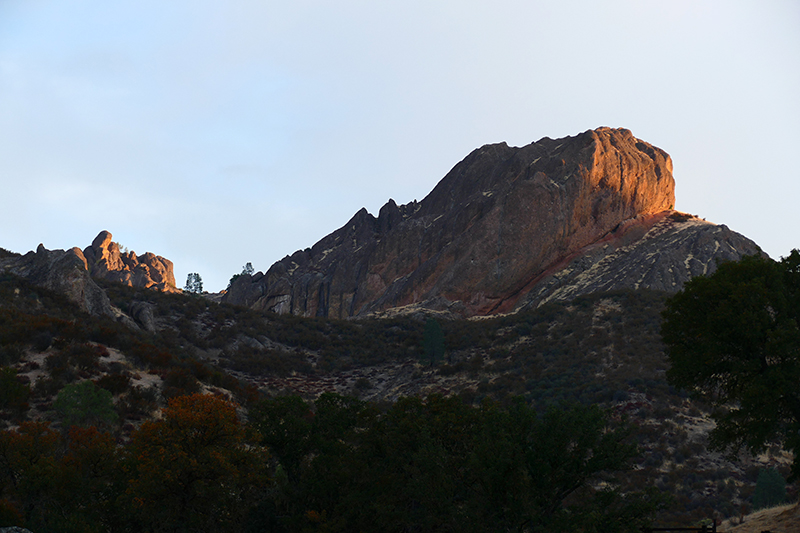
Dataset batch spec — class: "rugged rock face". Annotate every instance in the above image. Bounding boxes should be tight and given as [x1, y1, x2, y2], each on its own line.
[517, 211, 763, 310]
[224, 127, 753, 318]
[0, 245, 114, 316]
[0, 231, 179, 317]
[83, 231, 178, 292]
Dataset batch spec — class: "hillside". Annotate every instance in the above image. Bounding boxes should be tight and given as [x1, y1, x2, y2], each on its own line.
[0, 128, 790, 529]
[0, 270, 794, 526]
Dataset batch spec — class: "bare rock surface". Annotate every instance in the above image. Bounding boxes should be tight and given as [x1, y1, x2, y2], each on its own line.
[0, 231, 178, 317]
[0, 244, 113, 316]
[225, 127, 760, 317]
[83, 230, 178, 292]
[517, 210, 763, 310]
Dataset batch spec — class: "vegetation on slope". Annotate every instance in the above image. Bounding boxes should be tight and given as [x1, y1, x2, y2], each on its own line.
[0, 272, 795, 529]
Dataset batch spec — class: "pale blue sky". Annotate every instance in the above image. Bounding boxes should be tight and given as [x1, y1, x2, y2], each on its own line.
[1, 1, 798, 291]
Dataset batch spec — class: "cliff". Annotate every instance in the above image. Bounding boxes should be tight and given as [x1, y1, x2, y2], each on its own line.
[224, 127, 759, 317]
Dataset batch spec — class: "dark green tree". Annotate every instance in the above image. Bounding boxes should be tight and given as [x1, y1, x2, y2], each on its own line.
[227, 263, 255, 289]
[661, 251, 800, 478]
[422, 318, 445, 367]
[183, 272, 203, 294]
[0, 367, 30, 419]
[752, 468, 787, 510]
[53, 380, 118, 430]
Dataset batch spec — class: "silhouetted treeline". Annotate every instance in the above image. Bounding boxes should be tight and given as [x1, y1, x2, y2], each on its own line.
[0, 392, 663, 533]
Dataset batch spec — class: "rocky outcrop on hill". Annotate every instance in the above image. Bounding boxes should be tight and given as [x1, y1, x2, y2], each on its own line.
[83, 231, 178, 292]
[0, 244, 114, 316]
[0, 231, 179, 318]
[225, 127, 759, 318]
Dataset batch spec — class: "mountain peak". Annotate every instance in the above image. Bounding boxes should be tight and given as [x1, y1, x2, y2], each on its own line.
[223, 127, 756, 318]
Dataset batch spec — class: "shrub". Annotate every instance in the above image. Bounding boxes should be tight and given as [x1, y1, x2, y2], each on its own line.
[752, 468, 787, 510]
[54, 380, 119, 429]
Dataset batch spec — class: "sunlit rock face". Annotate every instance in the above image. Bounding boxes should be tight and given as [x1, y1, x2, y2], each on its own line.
[225, 127, 759, 318]
[0, 231, 180, 316]
[83, 231, 178, 293]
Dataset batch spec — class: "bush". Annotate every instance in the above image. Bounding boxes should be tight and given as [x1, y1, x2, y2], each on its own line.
[752, 468, 786, 510]
[54, 380, 119, 429]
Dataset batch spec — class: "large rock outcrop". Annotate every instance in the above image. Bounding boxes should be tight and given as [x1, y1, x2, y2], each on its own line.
[83, 231, 178, 292]
[0, 245, 114, 316]
[0, 231, 179, 317]
[225, 127, 757, 318]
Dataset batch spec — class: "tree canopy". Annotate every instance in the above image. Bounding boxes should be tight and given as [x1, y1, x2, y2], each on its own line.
[661, 251, 800, 478]
[183, 273, 203, 294]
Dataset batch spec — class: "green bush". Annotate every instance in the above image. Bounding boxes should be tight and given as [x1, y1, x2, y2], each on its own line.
[54, 380, 119, 429]
[752, 468, 786, 510]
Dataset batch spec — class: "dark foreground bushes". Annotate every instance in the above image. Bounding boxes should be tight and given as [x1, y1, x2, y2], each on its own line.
[0, 393, 663, 533]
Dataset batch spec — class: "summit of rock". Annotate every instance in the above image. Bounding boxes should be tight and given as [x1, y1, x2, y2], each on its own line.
[224, 127, 759, 317]
[83, 231, 178, 293]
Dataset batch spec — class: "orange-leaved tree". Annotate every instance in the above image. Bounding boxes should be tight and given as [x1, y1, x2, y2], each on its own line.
[120, 393, 269, 533]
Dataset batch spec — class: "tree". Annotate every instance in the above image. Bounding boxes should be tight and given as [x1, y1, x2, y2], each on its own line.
[54, 380, 118, 430]
[422, 318, 445, 367]
[227, 262, 255, 289]
[121, 393, 269, 533]
[752, 468, 786, 510]
[661, 251, 800, 478]
[0, 367, 30, 419]
[184, 272, 203, 294]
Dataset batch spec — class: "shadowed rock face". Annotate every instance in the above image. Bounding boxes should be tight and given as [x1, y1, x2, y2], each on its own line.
[0, 245, 114, 316]
[225, 127, 748, 318]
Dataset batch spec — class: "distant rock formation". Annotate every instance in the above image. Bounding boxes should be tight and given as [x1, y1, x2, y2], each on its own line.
[224, 127, 761, 318]
[516, 210, 762, 310]
[83, 231, 178, 292]
[0, 245, 114, 316]
[0, 231, 178, 317]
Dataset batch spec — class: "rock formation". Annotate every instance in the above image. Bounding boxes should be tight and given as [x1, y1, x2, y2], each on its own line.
[83, 231, 178, 292]
[0, 231, 179, 318]
[0, 245, 114, 316]
[225, 127, 760, 318]
[516, 210, 762, 310]
[225, 128, 761, 317]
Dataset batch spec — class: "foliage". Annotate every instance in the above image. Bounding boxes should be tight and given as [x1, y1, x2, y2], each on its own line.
[661, 251, 800, 478]
[0, 367, 29, 418]
[183, 272, 203, 294]
[53, 381, 119, 430]
[422, 317, 445, 366]
[250, 393, 661, 532]
[121, 393, 270, 533]
[227, 262, 254, 289]
[752, 468, 786, 510]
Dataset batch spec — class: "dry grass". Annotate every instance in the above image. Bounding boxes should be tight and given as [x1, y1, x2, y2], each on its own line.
[722, 502, 800, 533]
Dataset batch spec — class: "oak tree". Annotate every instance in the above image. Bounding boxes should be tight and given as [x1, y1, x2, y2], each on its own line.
[662, 251, 800, 478]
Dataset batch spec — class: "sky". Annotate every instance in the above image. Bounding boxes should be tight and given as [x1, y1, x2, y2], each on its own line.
[1, 1, 798, 292]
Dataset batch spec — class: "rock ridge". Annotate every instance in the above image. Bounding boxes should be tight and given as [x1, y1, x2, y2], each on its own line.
[225, 127, 733, 318]
[0, 231, 178, 317]
[83, 230, 178, 292]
